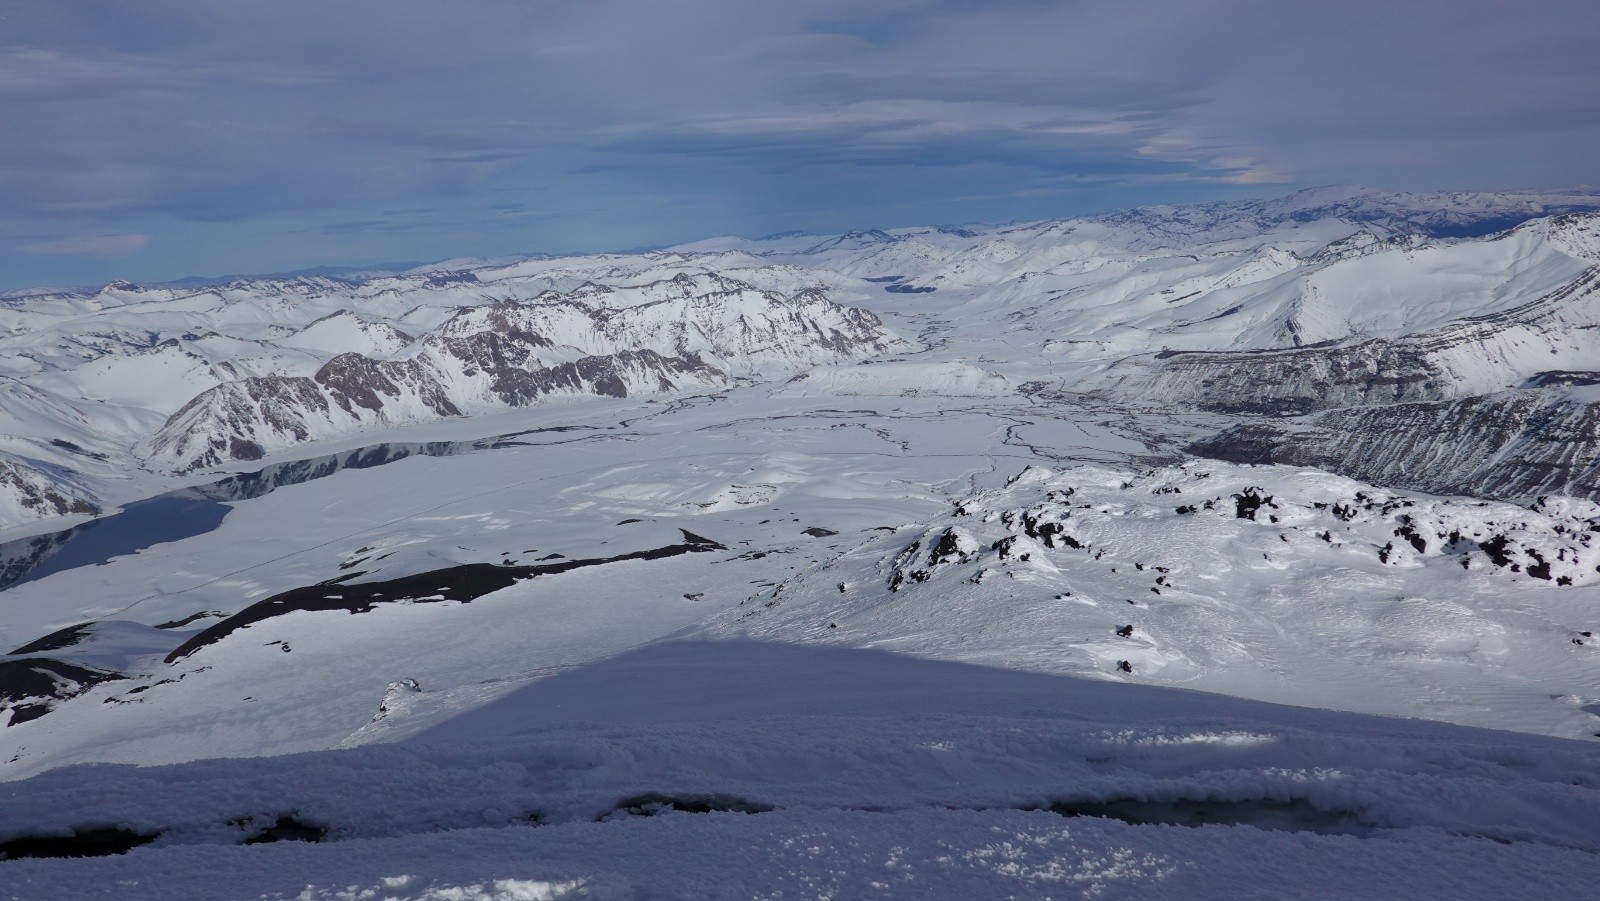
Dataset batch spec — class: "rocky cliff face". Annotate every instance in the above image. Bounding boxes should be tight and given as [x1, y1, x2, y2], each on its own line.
[1191, 388, 1600, 501]
[139, 275, 904, 473]
[1093, 264, 1600, 415]
[143, 348, 726, 473]
[0, 455, 98, 524]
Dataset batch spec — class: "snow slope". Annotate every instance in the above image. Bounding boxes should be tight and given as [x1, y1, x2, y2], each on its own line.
[0, 641, 1596, 899]
[712, 461, 1600, 738]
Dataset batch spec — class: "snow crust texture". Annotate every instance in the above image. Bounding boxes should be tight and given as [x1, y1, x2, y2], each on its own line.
[0, 642, 1597, 900]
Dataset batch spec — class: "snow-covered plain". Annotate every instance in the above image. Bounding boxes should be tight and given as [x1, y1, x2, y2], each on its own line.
[1, 187, 1599, 897]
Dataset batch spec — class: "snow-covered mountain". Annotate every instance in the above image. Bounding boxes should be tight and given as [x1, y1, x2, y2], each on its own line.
[0, 271, 904, 510]
[1089, 216, 1600, 409]
[3, 185, 1600, 897]
[0, 452, 97, 521]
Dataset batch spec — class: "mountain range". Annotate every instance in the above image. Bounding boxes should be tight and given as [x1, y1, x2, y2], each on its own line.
[2, 186, 1599, 898]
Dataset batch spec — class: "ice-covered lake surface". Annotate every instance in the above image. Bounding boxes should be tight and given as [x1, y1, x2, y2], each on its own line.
[2, 193, 1600, 897]
[0, 428, 604, 590]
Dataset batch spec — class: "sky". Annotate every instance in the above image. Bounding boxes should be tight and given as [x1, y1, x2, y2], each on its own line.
[2, 0, 1598, 289]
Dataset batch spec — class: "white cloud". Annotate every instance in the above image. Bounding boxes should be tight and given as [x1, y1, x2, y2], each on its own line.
[0, 0, 1595, 287]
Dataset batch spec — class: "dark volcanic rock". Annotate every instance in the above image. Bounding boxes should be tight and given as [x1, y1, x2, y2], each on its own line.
[0, 658, 124, 726]
[0, 826, 158, 861]
[165, 530, 728, 663]
[1191, 390, 1600, 502]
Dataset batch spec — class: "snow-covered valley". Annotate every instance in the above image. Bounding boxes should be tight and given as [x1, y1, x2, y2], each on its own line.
[2, 187, 1600, 898]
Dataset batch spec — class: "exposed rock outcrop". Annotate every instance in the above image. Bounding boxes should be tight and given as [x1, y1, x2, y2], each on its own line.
[0, 454, 99, 524]
[145, 348, 724, 473]
[138, 274, 905, 472]
[1191, 389, 1600, 502]
[1094, 266, 1600, 415]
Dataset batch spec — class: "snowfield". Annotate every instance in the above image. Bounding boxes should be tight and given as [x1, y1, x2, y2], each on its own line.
[715, 462, 1600, 738]
[1, 187, 1599, 897]
[772, 361, 1013, 398]
[1, 642, 1597, 899]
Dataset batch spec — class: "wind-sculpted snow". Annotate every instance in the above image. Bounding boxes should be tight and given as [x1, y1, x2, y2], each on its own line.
[0, 642, 1595, 899]
[718, 463, 1600, 738]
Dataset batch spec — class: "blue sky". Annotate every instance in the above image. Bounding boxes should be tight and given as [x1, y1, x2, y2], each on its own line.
[3, 0, 1597, 288]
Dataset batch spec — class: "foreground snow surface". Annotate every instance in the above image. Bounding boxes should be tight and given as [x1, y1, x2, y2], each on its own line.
[1, 641, 1596, 900]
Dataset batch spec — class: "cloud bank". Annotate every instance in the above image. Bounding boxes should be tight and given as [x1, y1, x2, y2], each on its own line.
[2, 0, 1596, 286]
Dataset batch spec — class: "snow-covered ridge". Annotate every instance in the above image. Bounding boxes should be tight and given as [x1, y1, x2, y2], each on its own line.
[1061, 214, 1600, 501]
[4, 186, 1600, 526]
[717, 462, 1600, 737]
[0, 271, 907, 483]
[1092, 261, 1600, 414]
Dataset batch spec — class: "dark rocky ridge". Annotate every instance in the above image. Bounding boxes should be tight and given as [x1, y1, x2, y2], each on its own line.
[166, 530, 727, 662]
[0, 658, 124, 726]
[1191, 389, 1600, 502]
[148, 346, 723, 473]
[1094, 266, 1600, 415]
